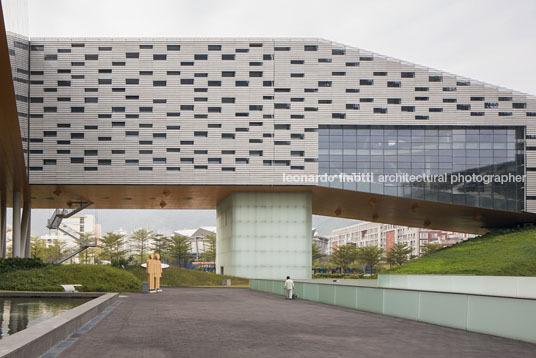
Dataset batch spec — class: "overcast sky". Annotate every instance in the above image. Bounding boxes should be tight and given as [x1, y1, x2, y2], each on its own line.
[28, 0, 536, 96]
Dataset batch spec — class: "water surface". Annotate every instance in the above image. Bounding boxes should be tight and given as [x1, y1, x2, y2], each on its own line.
[0, 297, 90, 339]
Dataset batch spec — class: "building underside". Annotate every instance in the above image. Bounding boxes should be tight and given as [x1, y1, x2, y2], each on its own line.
[28, 184, 536, 235]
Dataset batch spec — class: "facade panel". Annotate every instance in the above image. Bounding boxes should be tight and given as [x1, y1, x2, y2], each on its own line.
[10, 36, 536, 213]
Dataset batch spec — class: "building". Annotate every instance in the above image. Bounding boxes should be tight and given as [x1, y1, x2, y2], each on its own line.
[0, 0, 536, 279]
[174, 227, 216, 259]
[60, 214, 101, 240]
[328, 222, 475, 256]
[37, 214, 102, 263]
[40, 214, 101, 246]
[312, 228, 329, 256]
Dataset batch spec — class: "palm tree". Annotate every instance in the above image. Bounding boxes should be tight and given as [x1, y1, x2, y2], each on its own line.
[166, 234, 192, 267]
[330, 244, 358, 273]
[30, 236, 46, 259]
[46, 239, 68, 263]
[130, 228, 153, 264]
[151, 233, 168, 259]
[385, 242, 413, 267]
[77, 232, 96, 264]
[100, 232, 128, 266]
[200, 234, 216, 262]
[312, 243, 323, 262]
[357, 246, 384, 274]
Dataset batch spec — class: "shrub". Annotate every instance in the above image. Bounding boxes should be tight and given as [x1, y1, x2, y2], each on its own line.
[313, 273, 365, 279]
[0, 264, 141, 292]
[127, 266, 249, 287]
[0, 258, 49, 273]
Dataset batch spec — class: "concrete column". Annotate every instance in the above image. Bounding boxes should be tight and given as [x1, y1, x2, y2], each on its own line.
[216, 192, 312, 279]
[0, 192, 6, 258]
[12, 191, 21, 257]
[24, 206, 31, 258]
[20, 200, 31, 258]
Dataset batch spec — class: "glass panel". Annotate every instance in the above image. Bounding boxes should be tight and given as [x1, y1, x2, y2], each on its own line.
[317, 125, 525, 212]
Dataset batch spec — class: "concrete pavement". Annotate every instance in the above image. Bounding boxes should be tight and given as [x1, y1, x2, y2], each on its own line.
[55, 288, 536, 358]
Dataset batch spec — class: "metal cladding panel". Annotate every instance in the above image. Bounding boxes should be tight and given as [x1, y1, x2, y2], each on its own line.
[24, 37, 536, 211]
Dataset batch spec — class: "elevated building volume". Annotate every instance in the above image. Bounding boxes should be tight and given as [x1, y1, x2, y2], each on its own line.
[1, 0, 536, 277]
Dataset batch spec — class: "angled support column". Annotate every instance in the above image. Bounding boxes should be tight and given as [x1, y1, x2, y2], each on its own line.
[0, 192, 6, 258]
[12, 191, 21, 257]
[20, 200, 31, 258]
[216, 192, 312, 279]
[25, 207, 31, 258]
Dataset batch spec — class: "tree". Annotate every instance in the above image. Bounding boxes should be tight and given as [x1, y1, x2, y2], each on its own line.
[151, 233, 168, 258]
[100, 232, 128, 267]
[130, 228, 154, 264]
[421, 242, 443, 256]
[330, 244, 358, 273]
[357, 246, 384, 274]
[166, 234, 192, 267]
[312, 243, 323, 262]
[385, 242, 413, 267]
[200, 234, 216, 262]
[45, 239, 68, 263]
[77, 232, 96, 264]
[30, 236, 46, 259]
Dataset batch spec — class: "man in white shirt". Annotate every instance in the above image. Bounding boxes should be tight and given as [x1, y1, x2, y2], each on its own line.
[284, 276, 295, 300]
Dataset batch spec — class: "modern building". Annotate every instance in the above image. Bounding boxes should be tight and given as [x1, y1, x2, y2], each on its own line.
[328, 222, 475, 256]
[312, 228, 330, 256]
[40, 214, 101, 245]
[174, 226, 216, 259]
[0, 0, 535, 279]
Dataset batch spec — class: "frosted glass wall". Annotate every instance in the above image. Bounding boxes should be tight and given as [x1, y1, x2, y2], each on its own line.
[216, 192, 312, 279]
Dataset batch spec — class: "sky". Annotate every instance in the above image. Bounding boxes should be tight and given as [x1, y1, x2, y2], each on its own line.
[15, 0, 536, 235]
[27, 0, 536, 96]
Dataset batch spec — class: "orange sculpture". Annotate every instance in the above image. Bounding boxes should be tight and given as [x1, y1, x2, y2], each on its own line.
[154, 253, 162, 292]
[146, 253, 163, 293]
[146, 253, 156, 292]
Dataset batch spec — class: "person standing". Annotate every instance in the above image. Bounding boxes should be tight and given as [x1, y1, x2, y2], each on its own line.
[284, 276, 294, 300]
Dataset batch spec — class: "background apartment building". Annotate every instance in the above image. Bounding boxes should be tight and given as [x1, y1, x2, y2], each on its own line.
[37, 214, 102, 261]
[174, 227, 216, 259]
[328, 222, 475, 256]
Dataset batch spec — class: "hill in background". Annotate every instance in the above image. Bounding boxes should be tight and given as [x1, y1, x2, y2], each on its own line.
[387, 227, 536, 276]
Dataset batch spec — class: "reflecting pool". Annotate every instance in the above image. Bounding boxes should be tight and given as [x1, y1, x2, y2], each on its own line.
[0, 297, 90, 339]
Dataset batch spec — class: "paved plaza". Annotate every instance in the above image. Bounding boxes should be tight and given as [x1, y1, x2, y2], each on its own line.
[55, 288, 535, 358]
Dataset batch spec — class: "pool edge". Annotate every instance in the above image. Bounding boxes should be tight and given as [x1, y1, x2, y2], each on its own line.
[0, 292, 119, 358]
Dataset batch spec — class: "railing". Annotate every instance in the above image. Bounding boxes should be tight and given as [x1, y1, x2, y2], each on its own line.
[250, 277, 536, 344]
[46, 201, 94, 264]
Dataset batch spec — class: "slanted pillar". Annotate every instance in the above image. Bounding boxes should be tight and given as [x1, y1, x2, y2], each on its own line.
[12, 191, 21, 257]
[25, 207, 31, 258]
[20, 200, 31, 258]
[0, 192, 6, 258]
[216, 192, 312, 279]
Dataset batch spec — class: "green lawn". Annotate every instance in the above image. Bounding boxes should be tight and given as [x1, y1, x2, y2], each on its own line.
[0, 263, 249, 292]
[127, 266, 249, 287]
[0, 264, 141, 292]
[386, 227, 536, 276]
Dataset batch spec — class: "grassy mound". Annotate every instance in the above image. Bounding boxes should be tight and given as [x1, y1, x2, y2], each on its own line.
[127, 266, 249, 287]
[0, 265, 141, 292]
[386, 227, 536, 276]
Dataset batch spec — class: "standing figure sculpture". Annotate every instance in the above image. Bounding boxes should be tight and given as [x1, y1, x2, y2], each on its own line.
[146, 253, 156, 293]
[154, 253, 163, 292]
